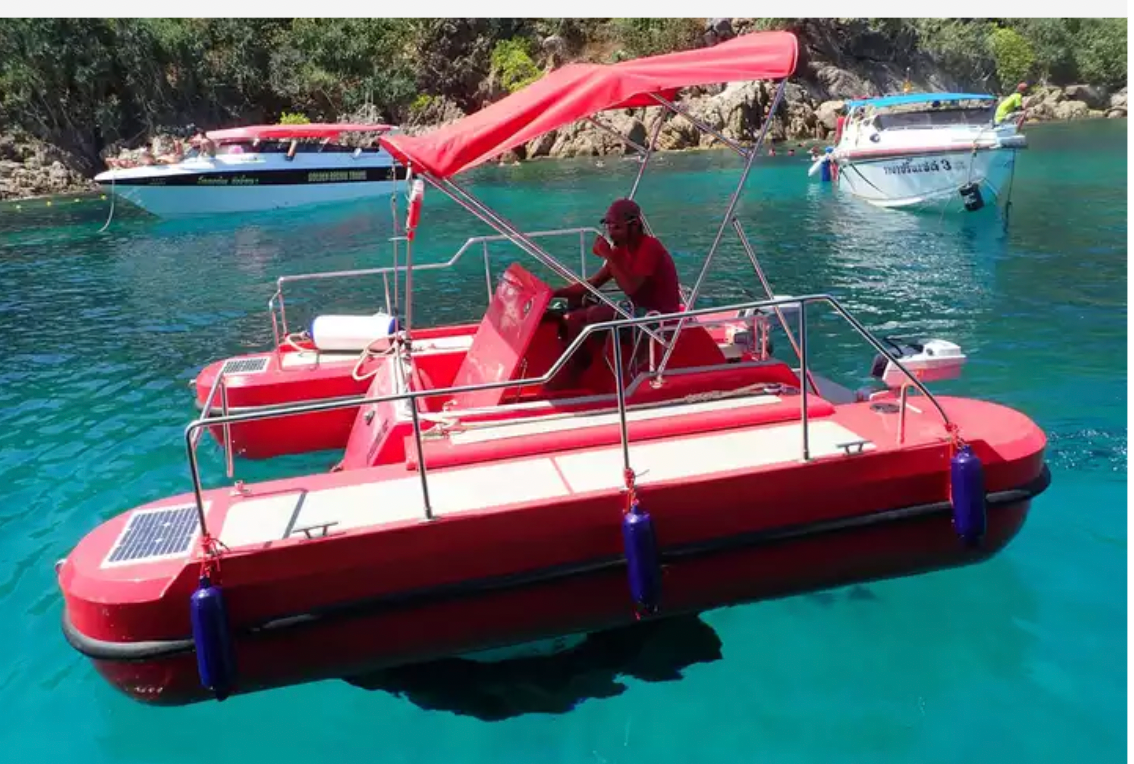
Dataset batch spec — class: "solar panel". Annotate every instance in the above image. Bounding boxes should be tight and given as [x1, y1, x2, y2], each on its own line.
[221, 356, 270, 376]
[103, 504, 201, 566]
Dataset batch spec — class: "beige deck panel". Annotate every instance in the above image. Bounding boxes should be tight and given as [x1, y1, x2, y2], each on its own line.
[218, 459, 569, 547]
[553, 419, 875, 494]
[414, 335, 475, 352]
[218, 492, 303, 548]
[279, 350, 364, 369]
[449, 394, 782, 445]
[215, 420, 874, 548]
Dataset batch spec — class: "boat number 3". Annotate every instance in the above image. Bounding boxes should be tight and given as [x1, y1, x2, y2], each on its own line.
[884, 157, 952, 176]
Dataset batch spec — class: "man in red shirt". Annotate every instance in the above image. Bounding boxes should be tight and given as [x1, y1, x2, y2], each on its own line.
[546, 198, 682, 390]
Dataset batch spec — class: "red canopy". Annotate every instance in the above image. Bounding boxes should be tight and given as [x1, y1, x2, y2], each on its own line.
[380, 31, 798, 179]
[206, 123, 395, 143]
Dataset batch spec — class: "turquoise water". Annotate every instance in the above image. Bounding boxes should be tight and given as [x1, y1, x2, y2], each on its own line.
[0, 119, 1125, 761]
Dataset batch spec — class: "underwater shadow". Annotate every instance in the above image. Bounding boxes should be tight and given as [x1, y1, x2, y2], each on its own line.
[342, 614, 723, 721]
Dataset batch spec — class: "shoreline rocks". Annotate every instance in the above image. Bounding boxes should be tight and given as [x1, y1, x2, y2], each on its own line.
[0, 133, 97, 202]
[1, 72, 1126, 202]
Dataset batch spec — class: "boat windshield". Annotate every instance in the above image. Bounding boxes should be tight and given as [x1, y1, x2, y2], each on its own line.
[873, 105, 996, 130]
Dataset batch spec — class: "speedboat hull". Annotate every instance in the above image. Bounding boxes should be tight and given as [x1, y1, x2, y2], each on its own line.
[95, 151, 407, 217]
[828, 92, 1027, 213]
[836, 144, 1021, 210]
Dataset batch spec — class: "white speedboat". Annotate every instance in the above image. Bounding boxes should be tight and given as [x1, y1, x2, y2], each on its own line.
[94, 123, 406, 217]
[821, 93, 1026, 213]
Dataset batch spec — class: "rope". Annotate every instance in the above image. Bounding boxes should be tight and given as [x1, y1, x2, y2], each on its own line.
[943, 421, 967, 504]
[351, 336, 399, 382]
[1002, 149, 1018, 232]
[198, 533, 230, 583]
[97, 174, 116, 233]
[623, 467, 637, 515]
[283, 331, 311, 353]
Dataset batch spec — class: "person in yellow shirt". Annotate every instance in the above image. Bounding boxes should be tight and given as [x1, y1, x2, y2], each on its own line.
[996, 82, 1029, 124]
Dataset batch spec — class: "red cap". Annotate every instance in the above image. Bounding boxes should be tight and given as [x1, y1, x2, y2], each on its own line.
[1017, 82, 1028, 92]
[602, 198, 641, 224]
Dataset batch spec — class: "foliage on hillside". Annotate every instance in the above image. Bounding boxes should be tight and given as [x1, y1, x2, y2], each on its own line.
[0, 18, 1125, 167]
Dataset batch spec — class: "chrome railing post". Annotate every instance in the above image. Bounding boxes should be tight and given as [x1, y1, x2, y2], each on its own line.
[184, 423, 209, 539]
[612, 326, 631, 477]
[221, 377, 233, 479]
[799, 300, 810, 462]
[409, 394, 434, 520]
[731, 217, 819, 395]
[483, 241, 493, 303]
[269, 292, 282, 365]
[278, 291, 289, 339]
[580, 229, 587, 279]
[898, 384, 909, 444]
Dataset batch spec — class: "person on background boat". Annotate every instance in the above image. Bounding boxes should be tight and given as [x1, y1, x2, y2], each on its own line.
[995, 82, 1029, 124]
[546, 198, 681, 390]
[190, 129, 216, 158]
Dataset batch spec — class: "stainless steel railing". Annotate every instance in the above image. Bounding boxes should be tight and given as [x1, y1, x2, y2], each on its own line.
[185, 293, 953, 541]
[192, 367, 234, 480]
[268, 226, 606, 349]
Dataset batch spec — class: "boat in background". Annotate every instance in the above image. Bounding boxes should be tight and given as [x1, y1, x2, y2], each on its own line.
[818, 93, 1027, 213]
[58, 32, 1049, 706]
[94, 123, 406, 217]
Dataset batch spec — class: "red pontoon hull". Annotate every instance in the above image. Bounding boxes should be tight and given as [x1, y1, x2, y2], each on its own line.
[59, 393, 1048, 706]
[192, 315, 754, 460]
[69, 495, 1034, 706]
[193, 323, 478, 459]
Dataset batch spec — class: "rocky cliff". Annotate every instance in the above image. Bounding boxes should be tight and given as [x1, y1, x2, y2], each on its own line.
[1, 18, 1127, 201]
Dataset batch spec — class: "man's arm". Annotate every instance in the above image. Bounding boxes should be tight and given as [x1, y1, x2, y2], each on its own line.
[553, 262, 612, 300]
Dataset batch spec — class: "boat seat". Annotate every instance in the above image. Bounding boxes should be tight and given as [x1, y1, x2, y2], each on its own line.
[588, 309, 727, 392]
[441, 263, 554, 411]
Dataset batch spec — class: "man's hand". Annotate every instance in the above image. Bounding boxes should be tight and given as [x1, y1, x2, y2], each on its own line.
[591, 234, 613, 259]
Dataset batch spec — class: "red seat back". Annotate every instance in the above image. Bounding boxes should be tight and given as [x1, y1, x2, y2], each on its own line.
[445, 264, 553, 410]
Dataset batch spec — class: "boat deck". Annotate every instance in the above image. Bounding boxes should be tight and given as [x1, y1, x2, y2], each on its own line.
[215, 417, 875, 550]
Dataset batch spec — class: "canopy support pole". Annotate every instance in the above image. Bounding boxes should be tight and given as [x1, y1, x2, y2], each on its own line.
[425, 173, 668, 347]
[630, 114, 662, 199]
[653, 76, 788, 379]
[584, 117, 650, 156]
[650, 93, 749, 158]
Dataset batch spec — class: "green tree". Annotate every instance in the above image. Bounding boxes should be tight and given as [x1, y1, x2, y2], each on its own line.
[1073, 18, 1127, 88]
[609, 18, 703, 59]
[490, 38, 541, 93]
[268, 19, 415, 121]
[1011, 18, 1076, 84]
[912, 19, 996, 89]
[408, 18, 529, 111]
[987, 25, 1035, 90]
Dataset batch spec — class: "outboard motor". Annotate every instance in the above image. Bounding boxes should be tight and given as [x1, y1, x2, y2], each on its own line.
[959, 182, 984, 212]
[870, 337, 967, 390]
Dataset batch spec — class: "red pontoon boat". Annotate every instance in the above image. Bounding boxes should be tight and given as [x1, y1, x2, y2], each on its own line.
[58, 31, 1050, 707]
